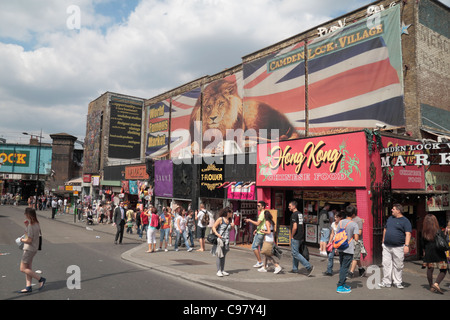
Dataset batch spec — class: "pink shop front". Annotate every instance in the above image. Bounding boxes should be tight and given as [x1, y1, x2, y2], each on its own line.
[255, 131, 429, 265]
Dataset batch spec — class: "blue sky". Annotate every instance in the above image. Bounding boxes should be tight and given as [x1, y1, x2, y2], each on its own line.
[0, 0, 448, 145]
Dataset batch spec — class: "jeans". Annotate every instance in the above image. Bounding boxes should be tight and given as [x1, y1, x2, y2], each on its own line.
[160, 228, 169, 243]
[338, 252, 353, 287]
[326, 249, 336, 274]
[251, 233, 264, 251]
[291, 239, 311, 271]
[187, 229, 195, 247]
[175, 230, 191, 250]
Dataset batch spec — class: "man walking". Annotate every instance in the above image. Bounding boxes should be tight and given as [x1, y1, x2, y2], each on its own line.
[378, 203, 411, 289]
[113, 201, 126, 244]
[244, 201, 267, 268]
[289, 201, 314, 276]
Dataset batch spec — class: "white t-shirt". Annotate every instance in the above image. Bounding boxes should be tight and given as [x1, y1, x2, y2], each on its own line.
[197, 210, 213, 227]
[176, 216, 187, 232]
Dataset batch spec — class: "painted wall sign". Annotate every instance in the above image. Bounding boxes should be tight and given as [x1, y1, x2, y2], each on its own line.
[257, 132, 367, 187]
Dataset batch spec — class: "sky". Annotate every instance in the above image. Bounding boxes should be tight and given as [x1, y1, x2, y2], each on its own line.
[0, 0, 449, 146]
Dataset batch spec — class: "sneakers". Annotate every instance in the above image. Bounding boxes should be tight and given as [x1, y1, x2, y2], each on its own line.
[253, 261, 264, 268]
[216, 271, 223, 277]
[393, 283, 404, 289]
[274, 266, 282, 274]
[377, 282, 391, 288]
[320, 251, 328, 257]
[221, 271, 229, 276]
[258, 267, 268, 272]
[187, 248, 193, 252]
[306, 265, 315, 277]
[337, 285, 352, 293]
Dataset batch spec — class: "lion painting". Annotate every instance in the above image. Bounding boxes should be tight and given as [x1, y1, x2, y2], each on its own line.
[189, 78, 300, 152]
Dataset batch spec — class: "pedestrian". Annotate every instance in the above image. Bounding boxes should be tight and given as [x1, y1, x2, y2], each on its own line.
[258, 210, 282, 274]
[113, 201, 126, 244]
[336, 205, 359, 293]
[158, 207, 171, 252]
[146, 207, 159, 253]
[319, 203, 331, 256]
[51, 197, 57, 219]
[421, 214, 448, 294]
[126, 206, 134, 234]
[98, 203, 106, 224]
[18, 207, 46, 293]
[57, 198, 62, 214]
[348, 206, 366, 278]
[196, 203, 212, 252]
[288, 201, 314, 276]
[135, 208, 142, 238]
[175, 208, 193, 252]
[140, 208, 149, 241]
[324, 210, 345, 276]
[244, 200, 267, 268]
[378, 203, 412, 289]
[211, 207, 234, 277]
[186, 209, 196, 248]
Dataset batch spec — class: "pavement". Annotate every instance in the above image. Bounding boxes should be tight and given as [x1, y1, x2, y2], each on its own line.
[30, 207, 450, 300]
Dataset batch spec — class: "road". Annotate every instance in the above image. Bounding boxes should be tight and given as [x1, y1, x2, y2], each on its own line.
[0, 205, 237, 301]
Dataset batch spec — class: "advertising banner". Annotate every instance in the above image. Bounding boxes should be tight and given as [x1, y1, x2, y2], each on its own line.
[257, 132, 367, 187]
[244, 5, 403, 137]
[108, 95, 142, 159]
[154, 160, 173, 198]
[200, 161, 225, 198]
[146, 100, 170, 157]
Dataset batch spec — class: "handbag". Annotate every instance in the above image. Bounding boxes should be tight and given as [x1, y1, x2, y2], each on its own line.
[207, 219, 229, 245]
[272, 245, 283, 259]
[435, 231, 450, 252]
[300, 242, 310, 261]
[326, 242, 333, 253]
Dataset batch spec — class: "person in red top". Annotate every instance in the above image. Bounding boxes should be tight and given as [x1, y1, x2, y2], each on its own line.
[140, 208, 149, 241]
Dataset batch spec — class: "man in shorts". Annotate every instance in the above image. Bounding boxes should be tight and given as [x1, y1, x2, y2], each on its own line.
[244, 201, 266, 268]
[196, 203, 212, 251]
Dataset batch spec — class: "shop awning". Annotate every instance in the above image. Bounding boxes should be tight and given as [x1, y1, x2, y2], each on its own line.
[101, 180, 121, 187]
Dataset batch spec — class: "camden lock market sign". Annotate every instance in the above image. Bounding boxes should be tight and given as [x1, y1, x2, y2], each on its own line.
[380, 142, 450, 167]
[200, 161, 225, 198]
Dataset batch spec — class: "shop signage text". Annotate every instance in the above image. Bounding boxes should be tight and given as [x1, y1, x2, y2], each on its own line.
[380, 142, 450, 167]
[0, 150, 29, 167]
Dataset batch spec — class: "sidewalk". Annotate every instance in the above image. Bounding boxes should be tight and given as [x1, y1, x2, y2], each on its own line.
[34, 208, 448, 300]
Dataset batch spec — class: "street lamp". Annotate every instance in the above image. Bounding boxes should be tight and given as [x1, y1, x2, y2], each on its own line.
[23, 130, 43, 209]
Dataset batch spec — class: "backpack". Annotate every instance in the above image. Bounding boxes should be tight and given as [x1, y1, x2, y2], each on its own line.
[333, 221, 353, 250]
[200, 210, 210, 226]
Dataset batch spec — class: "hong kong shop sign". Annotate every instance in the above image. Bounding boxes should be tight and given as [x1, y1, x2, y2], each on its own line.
[257, 132, 367, 187]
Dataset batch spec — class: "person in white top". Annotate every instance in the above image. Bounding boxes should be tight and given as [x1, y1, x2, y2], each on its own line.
[175, 208, 193, 252]
[259, 211, 282, 274]
[196, 203, 213, 252]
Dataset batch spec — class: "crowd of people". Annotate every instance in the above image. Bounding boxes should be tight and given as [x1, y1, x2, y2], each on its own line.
[13, 197, 450, 296]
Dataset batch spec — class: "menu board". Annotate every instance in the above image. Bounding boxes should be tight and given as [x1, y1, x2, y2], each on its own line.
[277, 225, 291, 246]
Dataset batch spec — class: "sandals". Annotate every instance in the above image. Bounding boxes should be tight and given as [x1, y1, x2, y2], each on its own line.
[18, 286, 32, 293]
[431, 284, 443, 294]
[38, 277, 46, 291]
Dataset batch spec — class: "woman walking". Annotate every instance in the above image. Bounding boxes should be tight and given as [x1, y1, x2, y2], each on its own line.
[146, 207, 159, 253]
[175, 208, 193, 252]
[258, 210, 282, 274]
[18, 207, 46, 293]
[421, 214, 448, 294]
[211, 207, 234, 277]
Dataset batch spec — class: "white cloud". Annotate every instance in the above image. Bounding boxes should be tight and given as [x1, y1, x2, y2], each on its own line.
[1, 0, 441, 144]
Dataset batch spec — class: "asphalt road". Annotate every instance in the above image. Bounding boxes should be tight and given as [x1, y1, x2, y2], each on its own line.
[0, 205, 237, 301]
